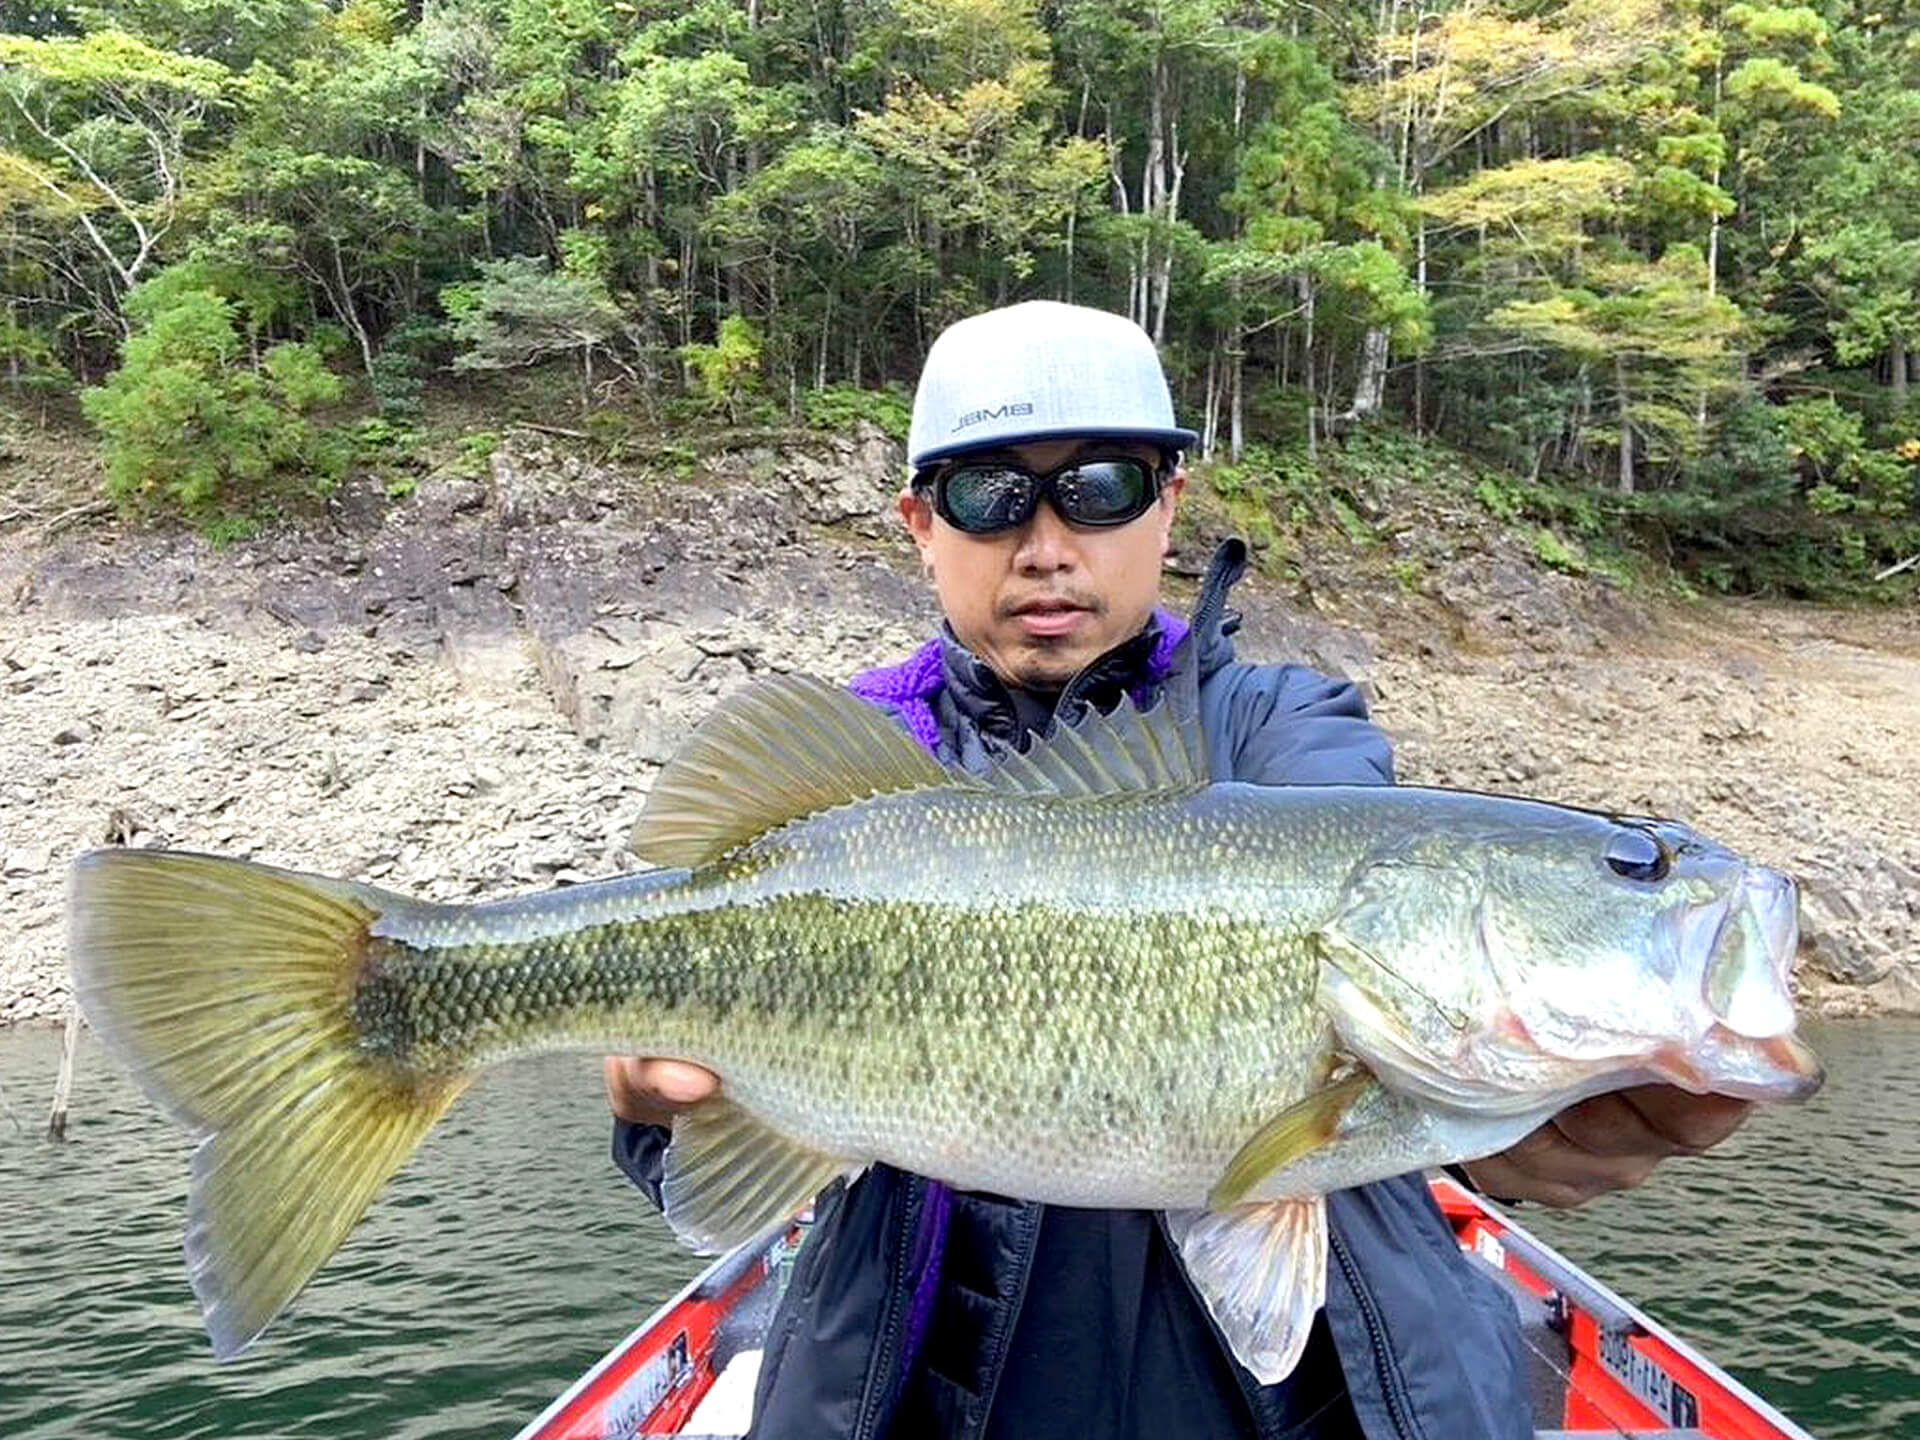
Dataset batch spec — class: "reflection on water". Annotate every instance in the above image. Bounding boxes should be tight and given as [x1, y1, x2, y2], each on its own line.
[2, 1021, 1914, 1439]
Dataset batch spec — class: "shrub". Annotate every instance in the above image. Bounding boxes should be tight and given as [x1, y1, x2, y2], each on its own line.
[81, 269, 346, 519]
[678, 315, 763, 421]
[800, 384, 911, 439]
[369, 316, 448, 422]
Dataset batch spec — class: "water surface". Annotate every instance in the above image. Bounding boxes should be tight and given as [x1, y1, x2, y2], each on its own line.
[1, 1021, 1912, 1438]
[0, 1033, 700, 1440]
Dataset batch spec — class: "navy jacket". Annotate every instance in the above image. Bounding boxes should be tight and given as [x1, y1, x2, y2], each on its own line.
[613, 540, 1528, 1439]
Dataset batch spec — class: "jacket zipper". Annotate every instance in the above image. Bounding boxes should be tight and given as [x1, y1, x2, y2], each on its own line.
[1328, 1226, 1423, 1440]
[1186, 540, 1243, 648]
[965, 1201, 1040, 1440]
[851, 1178, 923, 1440]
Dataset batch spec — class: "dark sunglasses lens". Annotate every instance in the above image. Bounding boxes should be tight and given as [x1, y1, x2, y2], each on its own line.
[1054, 459, 1156, 524]
[941, 467, 1034, 532]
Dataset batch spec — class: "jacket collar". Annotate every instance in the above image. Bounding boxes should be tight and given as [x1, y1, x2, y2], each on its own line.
[935, 538, 1248, 751]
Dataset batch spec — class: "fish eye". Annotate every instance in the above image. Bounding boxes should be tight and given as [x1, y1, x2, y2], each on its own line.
[1605, 829, 1671, 883]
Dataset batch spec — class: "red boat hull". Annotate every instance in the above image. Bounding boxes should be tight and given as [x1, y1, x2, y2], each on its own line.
[516, 1181, 1814, 1439]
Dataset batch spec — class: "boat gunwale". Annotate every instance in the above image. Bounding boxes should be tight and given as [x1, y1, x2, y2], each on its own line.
[521, 1182, 1821, 1440]
[508, 1219, 793, 1440]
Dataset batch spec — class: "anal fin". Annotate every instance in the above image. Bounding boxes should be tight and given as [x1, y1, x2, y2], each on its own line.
[661, 1098, 858, 1253]
[1167, 1198, 1328, 1386]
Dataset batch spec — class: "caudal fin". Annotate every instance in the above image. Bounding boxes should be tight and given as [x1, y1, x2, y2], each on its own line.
[67, 848, 468, 1359]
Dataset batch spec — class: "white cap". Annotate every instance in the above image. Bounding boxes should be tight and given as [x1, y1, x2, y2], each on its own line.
[908, 301, 1197, 469]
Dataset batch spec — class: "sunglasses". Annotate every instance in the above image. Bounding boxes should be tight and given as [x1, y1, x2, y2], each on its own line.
[918, 454, 1170, 535]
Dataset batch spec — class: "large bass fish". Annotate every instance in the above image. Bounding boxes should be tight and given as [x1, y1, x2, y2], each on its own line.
[68, 674, 1822, 1382]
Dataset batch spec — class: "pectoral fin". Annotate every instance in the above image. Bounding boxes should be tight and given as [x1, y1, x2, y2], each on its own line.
[1166, 1198, 1328, 1385]
[1208, 1071, 1377, 1209]
[661, 1098, 860, 1253]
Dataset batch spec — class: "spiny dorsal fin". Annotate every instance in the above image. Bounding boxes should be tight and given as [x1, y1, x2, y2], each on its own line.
[982, 685, 1210, 799]
[661, 1097, 861, 1253]
[632, 674, 953, 869]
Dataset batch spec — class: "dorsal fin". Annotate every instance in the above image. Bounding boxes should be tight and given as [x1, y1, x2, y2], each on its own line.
[632, 674, 952, 868]
[984, 654, 1210, 798]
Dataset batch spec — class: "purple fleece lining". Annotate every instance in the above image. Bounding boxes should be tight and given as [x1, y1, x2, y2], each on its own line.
[843, 605, 1187, 1388]
[898, 1176, 953, 1382]
[1139, 607, 1189, 705]
[847, 638, 946, 753]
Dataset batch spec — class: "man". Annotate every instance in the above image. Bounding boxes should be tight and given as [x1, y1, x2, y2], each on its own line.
[606, 301, 1751, 1438]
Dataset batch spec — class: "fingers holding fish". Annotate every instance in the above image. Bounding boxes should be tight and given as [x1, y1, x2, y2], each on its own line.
[604, 1056, 722, 1127]
[1604, 1083, 1754, 1155]
[1458, 1086, 1754, 1208]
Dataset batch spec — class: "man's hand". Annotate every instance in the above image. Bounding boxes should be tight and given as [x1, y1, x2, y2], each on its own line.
[603, 1057, 721, 1128]
[1458, 1085, 1752, 1208]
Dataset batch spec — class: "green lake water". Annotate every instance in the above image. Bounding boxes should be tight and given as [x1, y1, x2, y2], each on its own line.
[1, 1020, 1913, 1439]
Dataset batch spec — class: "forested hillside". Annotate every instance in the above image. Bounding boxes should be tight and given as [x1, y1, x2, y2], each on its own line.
[2, 0, 1916, 595]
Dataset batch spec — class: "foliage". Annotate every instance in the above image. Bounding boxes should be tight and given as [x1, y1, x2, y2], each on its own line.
[368, 315, 445, 421]
[1, 0, 1913, 598]
[800, 384, 912, 440]
[80, 265, 344, 518]
[1530, 527, 1586, 574]
[443, 256, 625, 375]
[678, 313, 762, 420]
[0, 316, 72, 399]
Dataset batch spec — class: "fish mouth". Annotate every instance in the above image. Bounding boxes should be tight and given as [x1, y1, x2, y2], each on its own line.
[1654, 862, 1821, 1100]
[1650, 1028, 1825, 1103]
[1684, 863, 1800, 1040]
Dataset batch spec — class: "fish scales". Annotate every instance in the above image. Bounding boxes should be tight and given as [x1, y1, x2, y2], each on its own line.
[67, 672, 1823, 1372]
[354, 784, 1343, 1207]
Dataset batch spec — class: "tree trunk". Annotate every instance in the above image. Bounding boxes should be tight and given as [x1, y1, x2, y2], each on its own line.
[328, 241, 377, 379]
[1616, 356, 1634, 494]
[1140, 57, 1164, 334]
[1343, 327, 1390, 423]
[1201, 346, 1218, 460]
[724, 148, 746, 316]
[1414, 218, 1428, 431]
[1707, 57, 1724, 299]
[1892, 334, 1909, 408]
[1151, 122, 1185, 346]
[1064, 208, 1076, 304]
[1302, 273, 1318, 463]
[1229, 330, 1244, 464]
[1570, 365, 1591, 473]
[816, 291, 830, 389]
[680, 232, 694, 348]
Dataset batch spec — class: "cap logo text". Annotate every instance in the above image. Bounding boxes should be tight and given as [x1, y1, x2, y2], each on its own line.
[952, 402, 1033, 433]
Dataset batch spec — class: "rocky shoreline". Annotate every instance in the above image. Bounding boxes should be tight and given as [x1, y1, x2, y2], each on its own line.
[2, 424, 1915, 1025]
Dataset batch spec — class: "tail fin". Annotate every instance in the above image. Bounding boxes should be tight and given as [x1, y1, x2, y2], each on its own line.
[67, 848, 469, 1359]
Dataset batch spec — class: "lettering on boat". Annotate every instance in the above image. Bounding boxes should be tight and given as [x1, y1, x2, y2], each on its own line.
[1598, 1326, 1700, 1428]
[604, 1330, 693, 1438]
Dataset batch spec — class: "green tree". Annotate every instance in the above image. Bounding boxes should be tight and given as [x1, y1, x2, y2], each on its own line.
[81, 263, 344, 516]
[1488, 248, 1743, 492]
[442, 253, 631, 405]
[678, 312, 762, 421]
[0, 29, 228, 331]
[706, 128, 898, 390]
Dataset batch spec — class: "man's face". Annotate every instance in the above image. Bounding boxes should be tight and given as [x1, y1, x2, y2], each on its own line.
[899, 437, 1185, 692]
